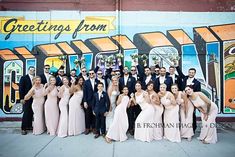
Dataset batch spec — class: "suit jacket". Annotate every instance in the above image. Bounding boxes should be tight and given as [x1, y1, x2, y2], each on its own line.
[142, 75, 155, 90]
[19, 75, 32, 100]
[56, 76, 63, 86]
[154, 75, 173, 92]
[92, 91, 110, 114]
[166, 72, 183, 91]
[119, 75, 136, 95]
[40, 74, 50, 85]
[176, 66, 201, 92]
[83, 78, 99, 106]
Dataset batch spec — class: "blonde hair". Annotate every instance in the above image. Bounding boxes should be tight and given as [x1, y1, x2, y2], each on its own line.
[32, 76, 41, 85]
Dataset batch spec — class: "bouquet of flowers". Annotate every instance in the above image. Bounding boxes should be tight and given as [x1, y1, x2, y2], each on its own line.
[140, 54, 148, 61]
[80, 57, 86, 68]
[105, 55, 115, 66]
[152, 56, 159, 65]
[58, 55, 67, 65]
[97, 54, 107, 64]
[116, 53, 124, 59]
[73, 57, 86, 68]
[130, 53, 139, 62]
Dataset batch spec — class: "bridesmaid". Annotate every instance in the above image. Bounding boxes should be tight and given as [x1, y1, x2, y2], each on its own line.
[132, 81, 155, 142]
[44, 76, 59, 136]
[171, 84, 194, 141]
[185, 85, 218, 144]
[147, 82, 163, 141]
[158, 83, 181, 143]
[68, 76, 85, 136]
[24, 76, 45, 135]
[57, 76, 71, 137]
[106, 76, 120, 130]
[105, 86, 130, 143]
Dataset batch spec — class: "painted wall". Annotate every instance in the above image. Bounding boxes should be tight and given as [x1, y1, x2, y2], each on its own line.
[0, 11, 235, 118]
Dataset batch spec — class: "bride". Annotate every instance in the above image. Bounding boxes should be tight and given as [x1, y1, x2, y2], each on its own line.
[131, 81, 155, 142]
[106, 76, 120, 130]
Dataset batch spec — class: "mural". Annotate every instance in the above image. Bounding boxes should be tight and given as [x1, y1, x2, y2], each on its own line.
[0, 11, 235, 118]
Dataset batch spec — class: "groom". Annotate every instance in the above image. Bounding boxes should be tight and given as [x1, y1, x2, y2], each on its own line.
[92, 82, 110, 138]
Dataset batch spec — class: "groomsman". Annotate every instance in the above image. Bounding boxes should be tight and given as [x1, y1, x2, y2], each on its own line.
[40, 64, 51, 85]
[92, 82, 110, 138]
[56, 67, 65, 86]
[69, 69, 77, 84]
[19, 66, 35, 135]
[142, 67, 155, 90]
[175, 64, 201, 133]
[96, 70, 108, 92]
[154, 67, 173, 92]
[176, 66, 201, 92]
[83, 69, 99, 135]
[119, 66, 136, 95]
[78, 67, 89, 81]
[167, 66, 182, 90]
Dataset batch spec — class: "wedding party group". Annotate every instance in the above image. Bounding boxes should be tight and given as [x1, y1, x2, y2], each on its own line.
[19, 58, 218, 144]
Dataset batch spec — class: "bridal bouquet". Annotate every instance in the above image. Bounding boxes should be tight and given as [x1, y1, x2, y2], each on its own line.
[97, 54, 107, 64]
[58, 55, 67, 65]
[116, 53, 124, 59]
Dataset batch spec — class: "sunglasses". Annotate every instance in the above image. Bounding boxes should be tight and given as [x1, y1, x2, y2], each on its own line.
[82, 70, 87, 72]
[89, 73, 94, 75]
[97, 73, 103, 75]
[45, 68, 50, 70]
[116, 73, 121, 75]
[59, 71, 64, 73]
[131, 69, 136, 71]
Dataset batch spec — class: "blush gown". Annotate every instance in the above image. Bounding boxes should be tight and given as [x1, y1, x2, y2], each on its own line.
[44, 87, 59, 136]
[32, 85, 46, 135]
[161, 91, 181, 142]
[134, 92, 155, 142]
[57, 87, 70, 137]
[106, 95, 129, 142]
[68, 90, 85, 136]
[177, 91, 194, 139]
[106, 90, 120, 131]
[191, 95, 218, 144]
[149, 93, 164, 140]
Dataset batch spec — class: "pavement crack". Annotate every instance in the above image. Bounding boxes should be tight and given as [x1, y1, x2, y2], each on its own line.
[177, 143, 190, 157]
[112, 142, 115, 157]
[34, 136, 56, 157]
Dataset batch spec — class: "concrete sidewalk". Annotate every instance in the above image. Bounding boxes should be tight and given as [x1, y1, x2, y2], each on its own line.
[0, 122, 235, 157]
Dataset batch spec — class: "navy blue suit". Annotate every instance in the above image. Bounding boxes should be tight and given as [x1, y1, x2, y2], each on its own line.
[56, 76, 63, 86]
[19, 74, 33, 130]
[154, 76, 173, 92]
[92, 91, 110, 135]
[176, 66, 201, 92]
[119, 75, 136, 95]
[166, 72, 183, 91]
[83, 78, 99, 130]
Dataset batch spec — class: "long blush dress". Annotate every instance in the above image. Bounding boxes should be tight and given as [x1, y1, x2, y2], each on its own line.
[57, 87, 70, 137]
[191, 95, 218, 144]
[68, 90, 85, 136]
[161, 92, 181, 142]
[134, 92, 154, 142]
[32, 85, 46, 135]
[44, 87, 59, 136]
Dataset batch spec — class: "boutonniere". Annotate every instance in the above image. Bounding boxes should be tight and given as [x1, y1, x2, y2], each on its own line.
[128, 78, 131, 82]
[175, 77, 177, 80]
[94, 81, 97, 85]
[191, 83, 194, 85]
[101, 94, 103, 98]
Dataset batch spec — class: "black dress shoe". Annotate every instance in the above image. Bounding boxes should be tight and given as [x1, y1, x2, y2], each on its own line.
[27, 127, 33, 131]
[94, 134, 100, 139]
[84, 129, 90, 135]
[21, 130, 27, 135]
[129, 130, 134, 136]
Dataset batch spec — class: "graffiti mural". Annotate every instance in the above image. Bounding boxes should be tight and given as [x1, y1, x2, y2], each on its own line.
[0, 11, 235, 117]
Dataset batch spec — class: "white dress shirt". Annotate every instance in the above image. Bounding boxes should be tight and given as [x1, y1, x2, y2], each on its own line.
[124, 75, 129, 86]
[90, 78, 95, 90]
[170, 74, 175, 84]
[44, 72, 51, 83]
[29, 74, 34, 85]
[145, 75, 152, 85]
[187, 77, 194, 85]
[159, 76, 165, 84]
